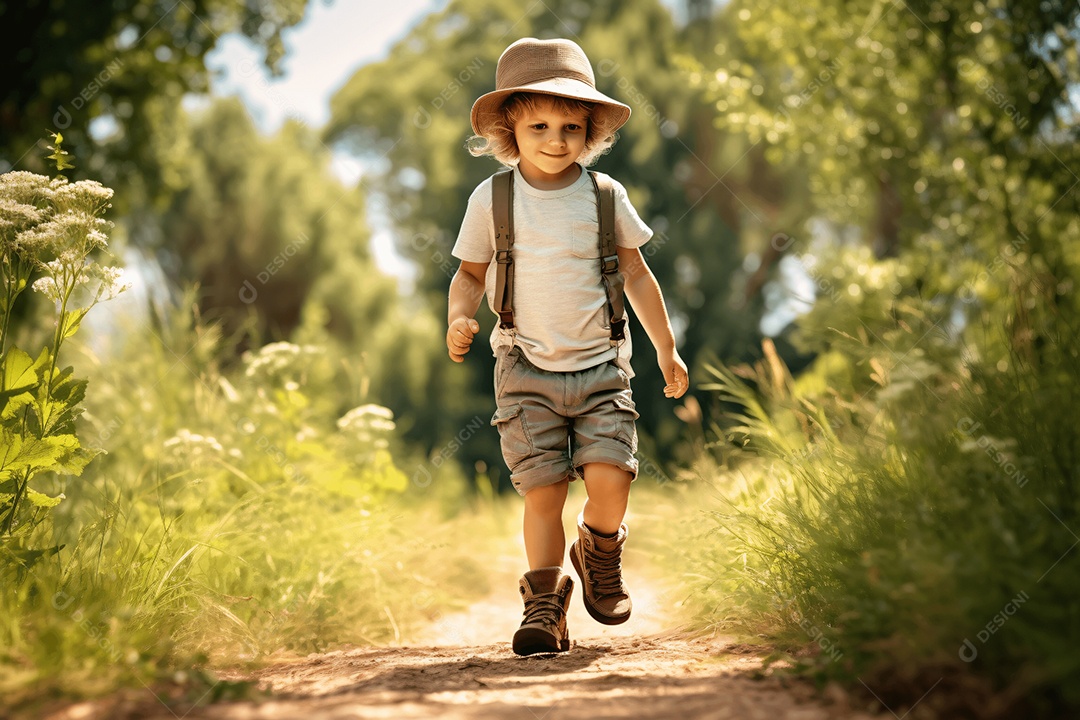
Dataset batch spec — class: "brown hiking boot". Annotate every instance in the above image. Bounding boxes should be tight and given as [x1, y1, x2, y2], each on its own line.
[569, 513, 631, 625]
[512, 566, 574, 656]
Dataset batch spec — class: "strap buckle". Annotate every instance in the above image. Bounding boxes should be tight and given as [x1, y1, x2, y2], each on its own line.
[496, 249, 512, 264]
[601, 254, 618, 274]
[609, 318, 626, 342]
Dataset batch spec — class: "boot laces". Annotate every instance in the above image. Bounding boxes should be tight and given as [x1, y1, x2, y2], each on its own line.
[523, 591, 565, 627]
[585, 544, 624, 597]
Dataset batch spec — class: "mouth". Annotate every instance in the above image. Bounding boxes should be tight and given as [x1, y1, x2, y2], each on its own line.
[541, 152, 568, 158]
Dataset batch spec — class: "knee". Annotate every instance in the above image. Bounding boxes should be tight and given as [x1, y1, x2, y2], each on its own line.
[524, 479, 569, 516]
[582, 462, 633, 487]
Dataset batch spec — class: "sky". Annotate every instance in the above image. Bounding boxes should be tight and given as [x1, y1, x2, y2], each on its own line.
[204, 0, 447, 284]
[206, 0, 446, 134]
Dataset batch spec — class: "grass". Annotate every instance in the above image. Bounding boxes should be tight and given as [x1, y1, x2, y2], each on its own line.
[0, 292, 512, 717]
[664, 318, 1080, 717]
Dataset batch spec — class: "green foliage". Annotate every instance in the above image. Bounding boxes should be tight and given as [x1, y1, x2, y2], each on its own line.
[44, 133, 74, 173]
[0, 0, 312, 209]
[679, 311, 1080, 709]
[0, 143, 128, 542]
[148, 97, 477, 479]
[660, 0, 1080, 711]
[1, 290, 504, 710]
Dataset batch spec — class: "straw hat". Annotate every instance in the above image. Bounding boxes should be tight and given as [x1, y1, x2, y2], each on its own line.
[470, 38, 631, 137]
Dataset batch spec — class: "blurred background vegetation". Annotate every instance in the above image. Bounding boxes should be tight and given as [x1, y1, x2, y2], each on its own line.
[2, 0, 1079, 716]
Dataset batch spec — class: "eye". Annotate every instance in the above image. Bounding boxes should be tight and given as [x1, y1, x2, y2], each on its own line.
[530, 123, 547, 130]
[565, 124, 583, 131]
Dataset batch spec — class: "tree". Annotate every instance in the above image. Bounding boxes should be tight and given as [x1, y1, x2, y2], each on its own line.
[324, 0, 768, 479]
[153, 98, 466, 470]
[0, 0, 310, 210]
[694, 0, 1079, 331]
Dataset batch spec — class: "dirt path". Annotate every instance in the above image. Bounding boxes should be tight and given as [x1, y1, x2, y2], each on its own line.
[44, 504, 880, 720]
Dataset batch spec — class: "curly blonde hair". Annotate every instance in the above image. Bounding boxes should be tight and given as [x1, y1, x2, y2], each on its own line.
[468, 92, 621, 167]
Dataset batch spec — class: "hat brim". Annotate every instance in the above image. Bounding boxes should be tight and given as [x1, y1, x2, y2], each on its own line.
[470, 77, 631, 137]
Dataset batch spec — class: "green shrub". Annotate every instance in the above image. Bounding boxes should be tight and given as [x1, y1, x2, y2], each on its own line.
[675, 301, 1080, 711]
[2, 284, 500, 708]
[0, 135, 129, 557]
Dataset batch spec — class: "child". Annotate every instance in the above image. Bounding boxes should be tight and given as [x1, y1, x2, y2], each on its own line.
[447, 37, 688, 656]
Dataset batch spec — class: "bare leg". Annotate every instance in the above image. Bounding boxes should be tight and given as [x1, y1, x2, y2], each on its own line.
[581, 463, 633, 535]
[523, 479, 570, 569]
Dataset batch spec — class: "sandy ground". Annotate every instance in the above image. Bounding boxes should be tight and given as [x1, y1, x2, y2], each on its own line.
[40, 502, 884, 720]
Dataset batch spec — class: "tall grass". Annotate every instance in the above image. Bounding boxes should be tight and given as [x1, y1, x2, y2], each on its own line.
[671, 304, 1080, 714]
[1, 290, 504, 713]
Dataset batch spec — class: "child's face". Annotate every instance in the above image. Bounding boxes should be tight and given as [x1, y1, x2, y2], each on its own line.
[512, 97, 588, 184]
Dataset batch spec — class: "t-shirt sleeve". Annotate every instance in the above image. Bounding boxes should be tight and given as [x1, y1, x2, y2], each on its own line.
[612, 180, 653, 249]
[451, 180, 495, 263]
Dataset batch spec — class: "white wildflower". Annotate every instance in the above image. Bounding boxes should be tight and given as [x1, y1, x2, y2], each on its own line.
[242, 341, 321, 378]
[162, 428, 225, 460]
[337, 404, 397, 435]
[14, 210, 110, 255]
[50, 179, 114, 208]
[43, 256, 69, 274]
[0, 171, 52, 204]
[0, 199, 44, 241]
[32, 276, 61, 302]
[86, 229, 109, 250]
[92, 265, 131, 301]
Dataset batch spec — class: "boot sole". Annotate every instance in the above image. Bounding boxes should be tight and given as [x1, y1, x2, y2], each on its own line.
[512, 627, 570, 656]
[569, 542, 631, 626]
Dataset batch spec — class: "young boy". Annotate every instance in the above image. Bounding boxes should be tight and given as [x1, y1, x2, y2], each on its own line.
[447, 37, 688, 656]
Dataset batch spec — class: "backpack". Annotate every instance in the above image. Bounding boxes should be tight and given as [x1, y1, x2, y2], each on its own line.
[490, 169, 627, 345]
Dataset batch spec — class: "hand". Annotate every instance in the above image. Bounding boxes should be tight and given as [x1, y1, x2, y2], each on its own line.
[447, 317, 480, 363]
[659, 348, 689, 399]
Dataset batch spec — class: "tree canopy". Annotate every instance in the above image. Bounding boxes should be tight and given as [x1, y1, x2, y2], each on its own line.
[1, 0, 309, 208]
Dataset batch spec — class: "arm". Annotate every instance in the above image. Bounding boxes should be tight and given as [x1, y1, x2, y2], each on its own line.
[447, 260, 489, 363]
[617, 245, 689, 398]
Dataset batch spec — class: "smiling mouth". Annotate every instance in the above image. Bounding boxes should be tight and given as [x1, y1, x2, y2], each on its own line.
[541, 152, 567, 158]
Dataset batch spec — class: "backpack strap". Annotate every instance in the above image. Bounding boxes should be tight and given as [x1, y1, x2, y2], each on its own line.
[589, 171, 627, 344]
[490, 168, 627, 345]
[491, 170, 515, 330]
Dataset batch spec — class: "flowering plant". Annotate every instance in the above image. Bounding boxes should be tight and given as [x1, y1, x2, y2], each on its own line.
[0, 133, 129, 538]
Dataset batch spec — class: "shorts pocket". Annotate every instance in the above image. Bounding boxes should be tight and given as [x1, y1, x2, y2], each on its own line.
[494, 348, 520, 396]
[610, 395, 639, 453]
[570, 219, 601, 259]
[490, 404, 533, 469]
[612, 394, 639, 419]
[610, 361, 631, 388]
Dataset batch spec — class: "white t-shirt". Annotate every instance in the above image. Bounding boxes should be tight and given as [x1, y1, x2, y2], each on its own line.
[452, 163, 653, 379]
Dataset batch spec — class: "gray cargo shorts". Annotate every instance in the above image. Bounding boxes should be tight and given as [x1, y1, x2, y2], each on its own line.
[490, 344, 639, 496]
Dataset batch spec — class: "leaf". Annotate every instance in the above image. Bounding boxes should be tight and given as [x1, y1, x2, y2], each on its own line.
[51, 376, 87, 408]
[46, 131, 74, 171]
[1, 543, 63, 570]
[869, 357, 888, 387]
[26, 488, 65, 508]
[1, 434, 78, 475]
[60, 309, 89, 340]
[52, 446, 100, 476]
[41, 368, 87, 435]
[1, 391, 34, 421]
[0, 431, 23, 471]
[2, 346, 47, 394]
